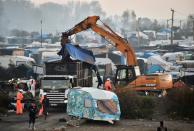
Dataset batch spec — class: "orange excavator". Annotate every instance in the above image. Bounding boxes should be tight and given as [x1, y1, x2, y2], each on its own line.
[61, 16, 173, 94]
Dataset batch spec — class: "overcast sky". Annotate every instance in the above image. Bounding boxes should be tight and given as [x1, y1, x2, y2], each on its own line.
[32, 0, 194, 20]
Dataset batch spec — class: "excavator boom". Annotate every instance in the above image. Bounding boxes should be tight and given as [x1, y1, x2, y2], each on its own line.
[62, 16, 137, 66]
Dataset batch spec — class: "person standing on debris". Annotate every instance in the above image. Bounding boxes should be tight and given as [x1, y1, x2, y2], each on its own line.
[16, 89, 24, 115]
[42, 93, 49, 120]
[104, 78, 112, 91]
[38, 94, 44, 116]
[29, 100, 38, 130]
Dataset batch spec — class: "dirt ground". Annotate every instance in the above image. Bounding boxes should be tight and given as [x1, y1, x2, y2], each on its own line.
[0, 112, 194, 131]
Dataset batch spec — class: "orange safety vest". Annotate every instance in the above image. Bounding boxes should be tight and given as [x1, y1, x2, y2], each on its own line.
[39, 95, 44, 116]
[104, 80, 112, 91]
[16, 92, 23, 115]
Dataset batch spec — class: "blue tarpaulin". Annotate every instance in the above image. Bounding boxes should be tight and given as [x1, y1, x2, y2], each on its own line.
[59, 43, 95, 64]
[147, 65, 164, 74]
[143, 51, 156, 58]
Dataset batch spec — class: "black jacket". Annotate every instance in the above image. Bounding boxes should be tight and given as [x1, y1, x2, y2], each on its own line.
[29, 104, 37, 118]
[42, 97, 49, 109]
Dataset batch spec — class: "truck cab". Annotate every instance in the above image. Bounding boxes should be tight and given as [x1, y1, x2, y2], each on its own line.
[40, 75, 74, 107]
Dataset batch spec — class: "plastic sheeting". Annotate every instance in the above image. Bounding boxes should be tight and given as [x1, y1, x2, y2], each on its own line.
[143, 51, 157, 58]
[58, 43, 95, 64]
[147, 55, 173, 71]
[147, 65, 165, 74]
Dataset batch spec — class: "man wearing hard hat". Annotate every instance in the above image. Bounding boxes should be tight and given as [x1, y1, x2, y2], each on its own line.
[16, 89, 24, 115]
[104, 78, 112, 91]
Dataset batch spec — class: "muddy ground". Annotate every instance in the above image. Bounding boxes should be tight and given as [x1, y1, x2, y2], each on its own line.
[0, 112, 194, 131]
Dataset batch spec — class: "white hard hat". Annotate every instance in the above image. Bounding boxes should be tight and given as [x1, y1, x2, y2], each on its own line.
[43, 92, 47, 96]
[107, 78, 110, 81]
[19, 89, 23, 92]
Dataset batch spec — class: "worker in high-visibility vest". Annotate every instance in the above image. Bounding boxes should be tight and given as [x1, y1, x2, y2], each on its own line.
[16, 89, 24, 115]
[104, 78, 112, 91]
[38, 93, 44, 116]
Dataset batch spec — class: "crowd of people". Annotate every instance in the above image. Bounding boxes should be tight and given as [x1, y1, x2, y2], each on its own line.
[15, 89, 49, 130]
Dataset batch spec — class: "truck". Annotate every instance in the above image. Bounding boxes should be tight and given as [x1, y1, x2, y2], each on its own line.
[61, 16, 173, 94]
[40, 60, 93, 107]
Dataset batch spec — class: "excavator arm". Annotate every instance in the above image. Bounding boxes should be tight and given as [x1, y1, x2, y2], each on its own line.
[61, 16, 137, 66]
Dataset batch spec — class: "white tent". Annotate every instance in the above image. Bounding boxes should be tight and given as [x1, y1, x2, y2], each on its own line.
[147, 55, 173, 71]
[162, 52, 184, 62]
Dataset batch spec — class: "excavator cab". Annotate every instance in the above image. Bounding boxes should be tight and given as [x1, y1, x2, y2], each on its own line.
[114, 65, 141, 87]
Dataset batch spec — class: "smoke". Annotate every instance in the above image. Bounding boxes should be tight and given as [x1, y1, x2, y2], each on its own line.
[0, 0, 106, 35]
[0, 0, 7, 36]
